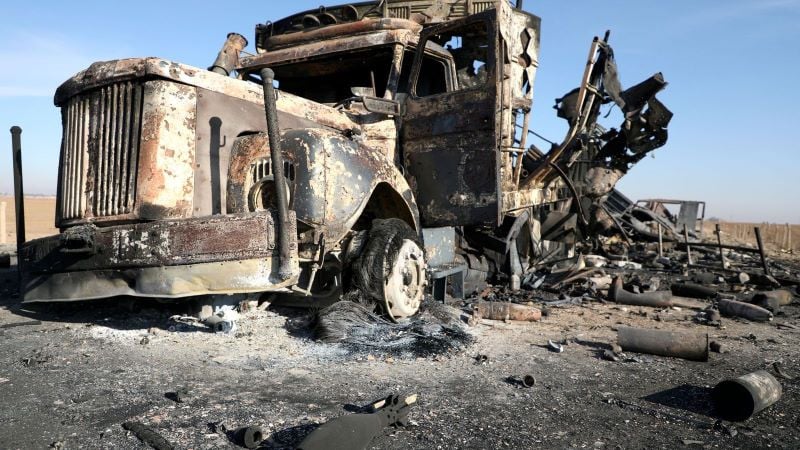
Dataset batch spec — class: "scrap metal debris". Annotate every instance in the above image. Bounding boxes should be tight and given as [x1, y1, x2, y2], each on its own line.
[121, 421, 175, 450]
[297, 393, 417, 450]
[713, 370, 782, 421]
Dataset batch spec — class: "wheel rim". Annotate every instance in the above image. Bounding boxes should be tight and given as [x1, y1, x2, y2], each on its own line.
[383, 239, 426, 320]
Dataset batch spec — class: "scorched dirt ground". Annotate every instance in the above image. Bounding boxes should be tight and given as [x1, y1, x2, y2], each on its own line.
[0, 264, 799, 449]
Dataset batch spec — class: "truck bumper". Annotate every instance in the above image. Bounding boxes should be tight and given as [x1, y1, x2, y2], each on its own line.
[20, 211, 299, 302]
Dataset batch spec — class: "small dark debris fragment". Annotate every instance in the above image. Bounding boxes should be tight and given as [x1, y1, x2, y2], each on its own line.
[603, 350, 620, 361]
[165, 387, 190, 403]
[772, 362, 794, 380]
[710, 341, 723, 353]
[122, 421, 175, 450]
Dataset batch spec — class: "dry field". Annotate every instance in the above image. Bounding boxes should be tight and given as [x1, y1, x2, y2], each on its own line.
[0, 196, 58, 245]
[703, 221, 798, 259]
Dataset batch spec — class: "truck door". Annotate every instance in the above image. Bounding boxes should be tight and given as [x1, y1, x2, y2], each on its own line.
[401, 12, 500, 228]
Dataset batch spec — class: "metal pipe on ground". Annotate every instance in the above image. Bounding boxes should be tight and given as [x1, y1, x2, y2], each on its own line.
[670, 283, 717, 300]
[752, 290, 794, 307]
[713, 370, 782, 421]
[475, 302, 541, 322]
[617, 326, 709, 361]
[259, 69, 293, 280]
[718, 298, 772, 322]
[609, 277, 707, 309]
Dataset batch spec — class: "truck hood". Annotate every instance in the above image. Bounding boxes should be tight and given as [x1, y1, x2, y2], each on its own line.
[54, 57, 358, 132]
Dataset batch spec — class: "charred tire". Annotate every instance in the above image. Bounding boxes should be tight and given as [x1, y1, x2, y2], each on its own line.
[352, 218, 427, 322]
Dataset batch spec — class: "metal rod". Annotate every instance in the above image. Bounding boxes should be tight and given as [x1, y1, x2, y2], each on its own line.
[259, 69, 293, 280]
[715, 223, 726, 270]
[657, 223, 663, 258]
[683, 224, 693, 265]
[11, 126, 25, 254]
[754, 226, 770, 276]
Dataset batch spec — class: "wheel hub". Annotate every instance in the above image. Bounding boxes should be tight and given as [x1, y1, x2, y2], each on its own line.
[383, 239, 426, 320]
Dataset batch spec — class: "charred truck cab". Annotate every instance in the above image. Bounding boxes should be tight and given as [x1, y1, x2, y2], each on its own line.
[18, 0, 671, 320]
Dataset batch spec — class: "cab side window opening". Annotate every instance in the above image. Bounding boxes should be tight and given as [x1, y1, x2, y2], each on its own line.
[414, 21, 492, 96]
[398, 50, 448, 97]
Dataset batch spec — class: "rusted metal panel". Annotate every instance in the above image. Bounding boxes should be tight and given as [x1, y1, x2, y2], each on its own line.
[225, 129, 418, 248]
[135, 80, 196, 219]
[193, 87, 316, 216]
[402, 12, 500, 227]
[20, 211, 293, 272]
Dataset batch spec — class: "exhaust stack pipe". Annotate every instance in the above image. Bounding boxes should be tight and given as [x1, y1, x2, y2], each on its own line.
[209, 33, 248, 76]
[259, 68, 293, 280]
[10, 126, 25, 257]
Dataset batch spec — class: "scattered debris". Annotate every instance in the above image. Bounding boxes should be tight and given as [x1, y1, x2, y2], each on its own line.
[772, 362, 794, 381]
[547, 340, 565, 353]
[718, 299, 773, 322]
[121, 421, 175, 450]
[165, 387, 191, 403]
[297, 394, 417, 450]
[238, 425, 265, 449]
[617, 326, 709, 362]
[204, 308, 239, 334]
[713, 370, 782, 421]
[522, 374, 536, 388]
[475, 302, 542, 322]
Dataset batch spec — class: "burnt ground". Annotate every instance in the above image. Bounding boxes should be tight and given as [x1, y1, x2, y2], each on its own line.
[1, 262, 799, 449]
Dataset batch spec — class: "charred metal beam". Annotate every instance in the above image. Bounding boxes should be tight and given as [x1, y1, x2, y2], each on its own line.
[10, 126, 25, 256]
[259, 68, 293, 280]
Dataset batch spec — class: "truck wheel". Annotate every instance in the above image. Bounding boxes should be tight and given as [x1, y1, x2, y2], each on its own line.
[352, 218, 426, 321]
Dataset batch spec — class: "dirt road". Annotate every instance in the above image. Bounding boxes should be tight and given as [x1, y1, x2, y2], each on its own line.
[1, 264, 798, 449]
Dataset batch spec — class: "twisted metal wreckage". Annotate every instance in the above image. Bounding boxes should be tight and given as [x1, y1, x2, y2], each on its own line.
[11, 0, 671, 320]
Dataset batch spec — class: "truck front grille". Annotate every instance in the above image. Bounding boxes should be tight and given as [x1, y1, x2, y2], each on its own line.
[59, 82, 144, 221]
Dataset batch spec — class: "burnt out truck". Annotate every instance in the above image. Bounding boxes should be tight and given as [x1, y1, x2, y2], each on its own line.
[15, 0, 671, 320]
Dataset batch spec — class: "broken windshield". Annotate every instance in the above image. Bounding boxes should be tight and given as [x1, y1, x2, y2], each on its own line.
[269, 46, 396, 105]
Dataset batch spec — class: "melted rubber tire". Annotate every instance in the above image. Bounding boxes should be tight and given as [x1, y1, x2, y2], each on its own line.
[351, 218, 424, 321]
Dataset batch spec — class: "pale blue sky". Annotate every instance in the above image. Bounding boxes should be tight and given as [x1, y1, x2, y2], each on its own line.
[1, 1, 798, 222]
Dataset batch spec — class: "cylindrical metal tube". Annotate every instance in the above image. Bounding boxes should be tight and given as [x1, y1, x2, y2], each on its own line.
[671, 283, 717, 299]
[259, 69, 293, 280]
[209, 33, 248, 76]
[475, 302, 541, 322]
[718, 298, 772, 322]
[617, 326, 709, 361]
[713, 370, 782, 421]
[522, 374, 535, 388]
[11, 126, 25, 254]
